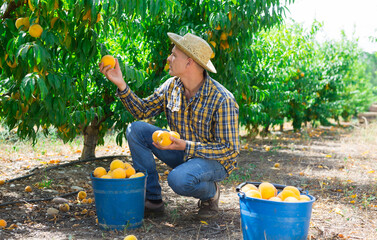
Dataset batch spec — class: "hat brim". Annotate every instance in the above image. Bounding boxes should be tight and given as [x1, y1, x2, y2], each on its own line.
[167, 32, 217, 73]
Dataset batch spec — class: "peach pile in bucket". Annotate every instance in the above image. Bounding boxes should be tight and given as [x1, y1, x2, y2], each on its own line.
[93, 159, 144, 179]
[241, 182, 311, 202]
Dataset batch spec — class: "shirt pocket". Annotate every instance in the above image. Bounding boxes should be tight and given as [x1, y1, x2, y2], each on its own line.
[190, 107, 213, 140]
[165, 107, 180, 130]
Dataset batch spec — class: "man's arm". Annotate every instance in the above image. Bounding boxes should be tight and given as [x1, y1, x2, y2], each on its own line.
[117, 83, 166, 120]
[99, 58, 168, 120]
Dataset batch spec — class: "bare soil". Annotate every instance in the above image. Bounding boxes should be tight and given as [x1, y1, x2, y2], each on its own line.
[0, 121, 376, 240]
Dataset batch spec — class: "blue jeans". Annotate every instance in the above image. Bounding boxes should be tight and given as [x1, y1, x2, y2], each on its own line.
[126, 121, 228, 201]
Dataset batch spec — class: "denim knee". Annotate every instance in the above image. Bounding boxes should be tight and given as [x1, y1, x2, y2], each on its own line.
[126, 121, 143, 141]
[167, 169, 195, 196]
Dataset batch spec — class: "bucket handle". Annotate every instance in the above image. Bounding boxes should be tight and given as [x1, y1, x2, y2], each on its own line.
[236, 181, 305, 193]
[238, 191, 246, 199]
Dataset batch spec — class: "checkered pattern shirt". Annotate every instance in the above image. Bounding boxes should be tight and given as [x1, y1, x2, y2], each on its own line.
[117, 73, 240, 175]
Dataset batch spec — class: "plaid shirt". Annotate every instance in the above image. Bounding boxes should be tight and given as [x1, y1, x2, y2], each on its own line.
[117, 73, 240, 175]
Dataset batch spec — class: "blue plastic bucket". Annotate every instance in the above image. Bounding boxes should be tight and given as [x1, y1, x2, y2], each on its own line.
[236, 182, 315, 240]
[90, 173, 147, 230]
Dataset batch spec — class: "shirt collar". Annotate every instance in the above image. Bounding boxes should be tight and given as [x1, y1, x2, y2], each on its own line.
[199, 72, 211, 97]
[174, 72, 211, 99]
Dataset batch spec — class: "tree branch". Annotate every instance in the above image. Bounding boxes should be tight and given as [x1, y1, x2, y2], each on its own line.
[2, 1, 23, 20]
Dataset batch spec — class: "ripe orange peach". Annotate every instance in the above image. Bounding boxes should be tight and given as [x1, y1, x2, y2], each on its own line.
[259, 182, 277, 199]
[25, 186, 32, 192]
[0, 219, 7, 228]
[283, 186, 300, 198]
[152, 130, 163, 143]
[284, 196, 299, 202]
[101, 55, 116, 69]
[124, 235, 138, 240]
[157, 131, 172, 146]
[123, 162, 132, 169]
[170, 131, 180, 139]
[245, 190, 262, 199]
[278, 189, 299, 201]
[112, 168, 126, 179]
[93, 167, 107, 178]
[125, 167, 136, 178]
[241, 184, 258, 192]
[299, 195, 311, 202]
[110, 159, 124, 171]
[129, 172, 145, 178]
[269, 197, 282, 202]
[78, 191, 87, 200]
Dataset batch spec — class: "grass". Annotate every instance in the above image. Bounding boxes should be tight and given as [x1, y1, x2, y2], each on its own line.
[0, 125, 122, 161]
[343, 121, 377, 149]
[0, 127, 76, 157]
[0, 125, 126, 180]
[222, 163, 256, 185]
[35, 177, 53, 189]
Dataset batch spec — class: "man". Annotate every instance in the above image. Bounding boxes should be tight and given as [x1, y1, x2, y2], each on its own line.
[99, 32, 240, 217]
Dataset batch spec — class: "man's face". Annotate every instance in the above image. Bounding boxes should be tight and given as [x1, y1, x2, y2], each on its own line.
[167, 46, 189, 77]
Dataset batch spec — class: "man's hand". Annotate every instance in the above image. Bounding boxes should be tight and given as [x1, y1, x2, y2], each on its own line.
[99, 58, 127, 91]
[153, 136, 186, 151]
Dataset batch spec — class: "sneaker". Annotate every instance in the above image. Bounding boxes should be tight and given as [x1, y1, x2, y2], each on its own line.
[144, 199, 165, 216]
[197, 182, 220, 218]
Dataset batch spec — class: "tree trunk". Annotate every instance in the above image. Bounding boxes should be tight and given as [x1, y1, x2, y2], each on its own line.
[260, 125, 270, 137]
[81, 124, 99, 160]
[2, 1, 22, 20]
[247, 124, 259, 139]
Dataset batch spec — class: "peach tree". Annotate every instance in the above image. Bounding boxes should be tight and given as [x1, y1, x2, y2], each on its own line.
[0, 0, 294, 159]
[241, 22, 376, 133]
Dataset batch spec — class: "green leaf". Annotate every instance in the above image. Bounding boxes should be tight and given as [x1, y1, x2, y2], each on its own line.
[135, 70, 144, 88]
[37, 77, 48, 99]
[33, 45, 42, 64]
[47, 74, 61, 90]
[83, 39, 90, 56]
[18, 44, 31, 60]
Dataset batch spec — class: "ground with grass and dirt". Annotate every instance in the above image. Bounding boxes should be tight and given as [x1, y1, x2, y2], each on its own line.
[0, 120, 376, 240]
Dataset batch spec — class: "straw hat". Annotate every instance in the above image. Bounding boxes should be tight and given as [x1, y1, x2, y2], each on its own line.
[167, 32, 217, 73]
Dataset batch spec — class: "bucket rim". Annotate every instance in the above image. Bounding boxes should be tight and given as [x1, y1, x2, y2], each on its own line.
[236, 181, 306, 193]
[236, 181, 316, 203]
[90, 172, 148, 181]
[237, 192, 316, 204]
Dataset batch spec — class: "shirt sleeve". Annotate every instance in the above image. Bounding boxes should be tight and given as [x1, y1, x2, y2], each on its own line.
[185, 97, 240, 161]
[116, 79, 171, 120]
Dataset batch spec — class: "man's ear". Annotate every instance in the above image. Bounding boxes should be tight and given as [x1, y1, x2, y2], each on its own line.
[186, 58, 193, 67]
